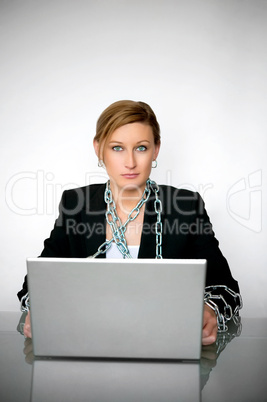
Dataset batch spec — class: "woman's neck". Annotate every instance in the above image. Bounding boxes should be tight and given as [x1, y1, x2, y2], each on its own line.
[109, 182, 146, 214]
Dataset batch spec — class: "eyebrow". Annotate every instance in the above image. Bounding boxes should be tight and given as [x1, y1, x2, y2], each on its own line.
[108, 140, 151, 144]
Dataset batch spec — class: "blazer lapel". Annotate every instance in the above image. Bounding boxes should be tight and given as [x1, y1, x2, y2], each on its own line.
[80, 184, 106, 258]
[138, 192, 157, 258]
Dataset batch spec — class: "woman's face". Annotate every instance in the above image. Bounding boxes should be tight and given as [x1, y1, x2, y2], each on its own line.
[94, 122, 160, 194]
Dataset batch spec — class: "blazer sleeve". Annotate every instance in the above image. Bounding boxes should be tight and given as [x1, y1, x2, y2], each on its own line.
[39, 190, 73, 258]
[187, 192, 242, 320]
[189, 193, 238, 288]
[160, 186, 242, 323]
[17, 188, 84, 301]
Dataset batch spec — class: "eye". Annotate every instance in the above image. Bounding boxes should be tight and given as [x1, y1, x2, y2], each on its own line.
[112, 146, 123, 152]
[136, 145, 147, 152]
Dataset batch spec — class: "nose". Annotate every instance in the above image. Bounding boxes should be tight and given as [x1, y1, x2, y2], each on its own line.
[125, 151, 136, 169]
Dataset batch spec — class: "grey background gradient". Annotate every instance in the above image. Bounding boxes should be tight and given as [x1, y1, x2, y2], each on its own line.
[1, 0, 266, 316]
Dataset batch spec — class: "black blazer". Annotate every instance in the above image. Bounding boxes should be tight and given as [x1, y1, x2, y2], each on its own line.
[18, 183, 240, 309]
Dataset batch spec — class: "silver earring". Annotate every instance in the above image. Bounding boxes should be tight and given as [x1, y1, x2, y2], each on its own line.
[98, 160, 104, 168]
[152, 160, 157, 168]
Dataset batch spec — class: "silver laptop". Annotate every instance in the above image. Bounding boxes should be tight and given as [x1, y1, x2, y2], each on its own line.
[27, 258, 206, 360]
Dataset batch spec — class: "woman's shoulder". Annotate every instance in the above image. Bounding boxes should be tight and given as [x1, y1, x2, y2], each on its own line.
[63, 182, 106, 195]
[158, 184, 200, 198]
[60, 182, 106, 209]
[158, 184, 204, 215]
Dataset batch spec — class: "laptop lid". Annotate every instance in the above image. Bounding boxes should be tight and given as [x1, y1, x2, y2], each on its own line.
[27, 258, 206, 360]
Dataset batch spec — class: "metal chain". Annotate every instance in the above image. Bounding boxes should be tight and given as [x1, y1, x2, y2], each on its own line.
[150, 181, 162, 259]
[204, 285, 243, 332]
[215, 315, 242, 355]
[89, 178, 163, 259]
[20, 293, 30, 313]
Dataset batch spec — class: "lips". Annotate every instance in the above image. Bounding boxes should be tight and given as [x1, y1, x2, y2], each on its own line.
[121, 174, 139, 179]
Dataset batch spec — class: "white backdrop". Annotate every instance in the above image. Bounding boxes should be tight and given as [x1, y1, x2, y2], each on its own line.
[1, 0, 266, 317]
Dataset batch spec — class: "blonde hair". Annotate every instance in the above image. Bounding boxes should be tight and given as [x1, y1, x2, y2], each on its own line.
[94, 100, 160, 158]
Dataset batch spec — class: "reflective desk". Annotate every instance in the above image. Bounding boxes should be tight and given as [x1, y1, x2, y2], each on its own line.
[0, 312, 266, 402]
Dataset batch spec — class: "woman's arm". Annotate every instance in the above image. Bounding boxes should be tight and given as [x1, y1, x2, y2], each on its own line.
[190, 192, 242, 331]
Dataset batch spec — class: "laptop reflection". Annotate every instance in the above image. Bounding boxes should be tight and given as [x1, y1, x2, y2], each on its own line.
[31, 358, 200, 402]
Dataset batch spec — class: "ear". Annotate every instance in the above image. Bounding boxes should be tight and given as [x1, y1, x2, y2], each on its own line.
[93, 140, 100, 158]
[153, 142, 161, 161]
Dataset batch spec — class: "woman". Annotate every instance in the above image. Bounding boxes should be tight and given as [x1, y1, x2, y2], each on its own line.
[18, 100, 242, 344]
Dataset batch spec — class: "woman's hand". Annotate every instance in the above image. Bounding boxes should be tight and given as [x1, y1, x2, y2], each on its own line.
[23, 311, 32, 338]
[202, 304, 218, 345]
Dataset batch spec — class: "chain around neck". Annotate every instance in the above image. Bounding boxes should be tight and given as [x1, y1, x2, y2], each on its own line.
[88, 178, 163, 259]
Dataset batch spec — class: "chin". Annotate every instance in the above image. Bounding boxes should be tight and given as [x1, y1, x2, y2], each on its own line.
[120, 180, 147, 194]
